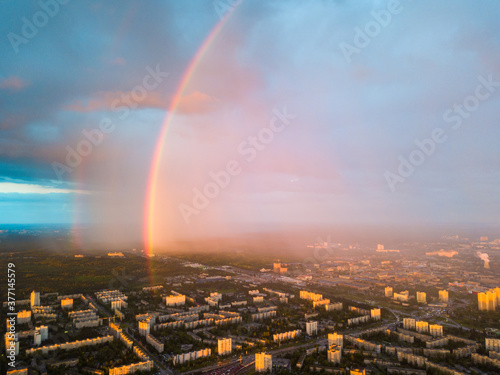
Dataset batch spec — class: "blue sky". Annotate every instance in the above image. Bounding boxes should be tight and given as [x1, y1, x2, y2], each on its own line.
[1, 0, 499, 245]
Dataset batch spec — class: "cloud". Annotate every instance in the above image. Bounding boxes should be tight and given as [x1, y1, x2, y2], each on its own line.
[0, 182, 89, 195]
[177, 91, 220, 114]
[0, 76, 28, 91]
[64, 90, 168, 113]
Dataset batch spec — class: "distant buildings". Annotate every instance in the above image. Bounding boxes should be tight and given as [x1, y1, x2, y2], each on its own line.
[146, 334, 164, 353]
[416, 321, 429, 334]
[393, 290, 409, 302]
[273, 330, 301, 343]
[172, 349, 211, 365]
[139, 320, 150, 336]
[486, 338, 500, 352]
[403, 318, 416, 330]
[325, 302, 343, 311]
[429, 324, 444, 337]
[30, 291, 40, 308]
[165, 294, 186, 306]
[273, 263, 287, 274]
[61, 298, 73, 310]
[385, 286, 393, 298]
[255, 352, 272, 372]
[439, 290, 449, 304]
[478, 289, 498, 311]
[370, 308, 381, 321]
[328, 332, 343, 347]
[306, 321, 318, 336]
[417, 292, 426, 304]
[218, 338, 232, 355]
[327, 345, 342, 364]
[17, 310, 31, 324]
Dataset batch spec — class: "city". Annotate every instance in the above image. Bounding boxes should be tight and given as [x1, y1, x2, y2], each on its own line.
[3, 234, 500, 374]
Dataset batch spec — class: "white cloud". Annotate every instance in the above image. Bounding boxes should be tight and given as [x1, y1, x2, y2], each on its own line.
[0, 182, 89, 195]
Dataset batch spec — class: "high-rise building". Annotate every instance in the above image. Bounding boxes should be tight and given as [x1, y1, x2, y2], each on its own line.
[30, 291, 40, 308]
[393, 290, 409, 302]
[61, 298, 73, 309]
[385, 286, 393, 298]
[370, 308, 381, 321]
[138, 320, 150, 336]
[255, 352, 272, 372]
[255, 353, 273, 372]
[218, 338, 232, 356]
[327, 345, 342, 364]
[439, 290, 449, 304]
[306, 321, 318, 336]
[487, 291, 497, 311]
[429, 324, 444, 337]
[478, 290, 498, 311]
[403, 318, 416, 330]
[328, 332, 343, 347]
[416, 321, 429, 334]
[416, 292, 426, 304]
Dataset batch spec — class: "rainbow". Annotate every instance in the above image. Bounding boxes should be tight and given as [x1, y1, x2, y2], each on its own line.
[143, 4, 240, 260]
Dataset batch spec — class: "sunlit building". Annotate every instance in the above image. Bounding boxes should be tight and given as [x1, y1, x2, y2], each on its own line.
[416, 321, 429, 333]
[255, 352, 272, 372]
[218, 338, 232, 355]
[328, 332, 343, 347]
[439, 290, 449, 304]
[393, 290, 409, 302]
[417, 292, 426, 304]
[61, 298, 73, 309]
[429, 324, 444, 337]
[385, 286, 393, 298]
[30, 291, 40, 308]
[165, 294, 186, 306]
[327, 345, 342, 364]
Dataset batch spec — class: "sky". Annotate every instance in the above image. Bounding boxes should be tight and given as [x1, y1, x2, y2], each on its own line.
[1, 0, 500, 250]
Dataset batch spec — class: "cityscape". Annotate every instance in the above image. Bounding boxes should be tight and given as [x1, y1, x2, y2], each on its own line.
[2, 1, 500, 375]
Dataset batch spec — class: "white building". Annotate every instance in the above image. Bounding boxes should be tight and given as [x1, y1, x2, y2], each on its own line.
[328, 332, 343, 347]
[61, 298, 73, 309]
[255, 352, 272, 372]
[403, 318, 416, 330]
[30, 291, 40, 308]
[416, 292, 426, 304]
[327, 345, 342, 364]
[439, 290, 449, 304]
[139, 320, 150, 336]
[165, 294, 186, 306]
[218, 338, 232, 355]
[385, 286, 393, 298]
[306, 321, 318, 336]
[429, 324, 443, 337]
